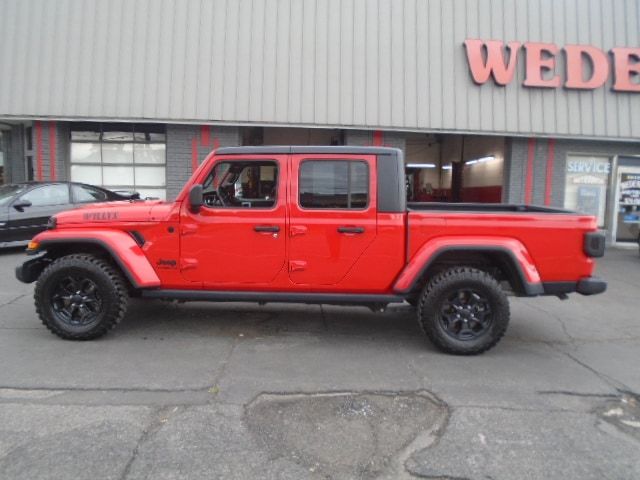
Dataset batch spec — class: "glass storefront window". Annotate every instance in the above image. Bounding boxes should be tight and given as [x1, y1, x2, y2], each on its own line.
[71, 143, 101, 163]
[103, 165, 135, 186]
[102, 143, 134, 164]
[134, 143, 166, 164]
[70, 123, 166, 200]
[564, 155, 611, 228]
[71, 164, 103, 185]
[134, 166, 166, 186]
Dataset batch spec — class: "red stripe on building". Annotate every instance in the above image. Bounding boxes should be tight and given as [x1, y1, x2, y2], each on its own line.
[35, 121, 44, 181]
[191, 138, 198, 172]
[544, 139, 556, 206]
[201, 125, 210, 146]
[213, 137, 220, 150]
[49, 121, 57, 181]
[525, 138, 536, 204]
[372, 130, 384, 146]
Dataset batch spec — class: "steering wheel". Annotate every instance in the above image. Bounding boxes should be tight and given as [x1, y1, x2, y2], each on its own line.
[204, 190, 226, 207]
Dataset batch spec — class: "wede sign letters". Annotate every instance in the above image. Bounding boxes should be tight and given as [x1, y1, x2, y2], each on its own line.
[464, 39, 640, 92]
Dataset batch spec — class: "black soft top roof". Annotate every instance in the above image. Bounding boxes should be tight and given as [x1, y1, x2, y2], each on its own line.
[215, 145, 402, 156]
[215, 145, 406, 213]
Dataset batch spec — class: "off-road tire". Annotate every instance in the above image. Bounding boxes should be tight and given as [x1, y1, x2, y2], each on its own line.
[34, 254, 129, 340]
[417, 267, 509, 355]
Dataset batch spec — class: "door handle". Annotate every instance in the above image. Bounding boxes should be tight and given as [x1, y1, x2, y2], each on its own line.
[290, 225, 308, 237]
[289, 260, 307, 272]
[337, 226, 365, 234]
[254, 225, 280, 233]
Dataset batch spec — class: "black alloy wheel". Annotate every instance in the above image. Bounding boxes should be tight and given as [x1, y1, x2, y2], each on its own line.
[35, 254, 129, 340]
[50, 275, 103, 327]
[417, 267, 510, 355]
[439, 289, 492, 341]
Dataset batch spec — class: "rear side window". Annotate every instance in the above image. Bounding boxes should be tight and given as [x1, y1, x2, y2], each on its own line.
[299, 160, 369, 209]
[72, 184, 109, 203]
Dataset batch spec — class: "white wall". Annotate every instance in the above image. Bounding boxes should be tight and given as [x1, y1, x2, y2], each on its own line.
[462, 136, 505, 188]
[405, 133, 441, 190]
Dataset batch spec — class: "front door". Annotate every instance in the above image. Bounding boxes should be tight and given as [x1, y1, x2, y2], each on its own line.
[7, 184, 71, 242]
[288, 154, 377, 286]
[180, 155, 287, 286]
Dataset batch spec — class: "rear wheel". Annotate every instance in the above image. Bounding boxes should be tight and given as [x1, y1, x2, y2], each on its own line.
[417, 267, 509, 355]
[34, 254, 129, 340]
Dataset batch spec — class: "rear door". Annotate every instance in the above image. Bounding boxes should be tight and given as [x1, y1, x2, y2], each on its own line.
[288, 154, 377, 285]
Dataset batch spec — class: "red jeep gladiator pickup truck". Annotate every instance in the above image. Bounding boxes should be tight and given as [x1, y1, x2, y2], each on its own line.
[15, 146, 606, 355]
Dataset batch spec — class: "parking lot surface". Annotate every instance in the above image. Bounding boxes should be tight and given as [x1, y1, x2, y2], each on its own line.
[0, 247, 639, 479]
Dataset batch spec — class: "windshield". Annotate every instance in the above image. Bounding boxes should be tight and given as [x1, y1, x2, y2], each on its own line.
[0, 185, 29, 207]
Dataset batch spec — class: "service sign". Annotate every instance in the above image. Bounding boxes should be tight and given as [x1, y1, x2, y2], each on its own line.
[566, 158, 611, 175]
[570, 174, 606, 186]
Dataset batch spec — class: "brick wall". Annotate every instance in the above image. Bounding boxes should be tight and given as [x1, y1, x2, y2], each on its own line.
[16, 121, 70, 183]
[6, 124, 25, 183]
[344, 130, 406, 152]
[166, 125, 240, 200]
[505, 137, 640, 207]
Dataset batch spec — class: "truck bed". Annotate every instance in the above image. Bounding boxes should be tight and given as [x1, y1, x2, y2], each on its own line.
[406, 206, 598, 283]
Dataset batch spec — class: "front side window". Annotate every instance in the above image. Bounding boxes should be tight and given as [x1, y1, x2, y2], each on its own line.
[70, 123, 167, 200]
[19, 185, 70, 207]
[299, 160, 369, 209]
[202, 160, 278, 208]
[0, 184, 29, 206]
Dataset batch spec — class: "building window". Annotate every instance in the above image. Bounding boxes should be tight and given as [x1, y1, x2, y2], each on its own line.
[0, 130, 5, 185]
[70, 123, 166, 200]
[25, 156, 34, 181]
[25, 126, 33, 151]
[299, 160, 369, 209]
[564, 155, 611, 228]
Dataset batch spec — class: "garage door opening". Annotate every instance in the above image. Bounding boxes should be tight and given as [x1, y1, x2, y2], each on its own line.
[405, 134, 504, 203]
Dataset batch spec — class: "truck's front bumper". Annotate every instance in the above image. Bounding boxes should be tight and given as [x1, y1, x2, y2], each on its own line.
[15, 251, 48, 284]
[542, 276, 607, 297]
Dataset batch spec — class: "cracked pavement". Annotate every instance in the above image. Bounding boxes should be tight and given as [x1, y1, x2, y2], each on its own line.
[0, 247, 639, 479]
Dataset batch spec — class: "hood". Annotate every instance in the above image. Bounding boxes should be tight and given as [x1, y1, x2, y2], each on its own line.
[54, 200, 175, 226]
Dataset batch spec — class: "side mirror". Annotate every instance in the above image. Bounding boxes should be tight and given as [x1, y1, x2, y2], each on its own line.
[13, 199, 32, 211]
[189, 184, 204, 213]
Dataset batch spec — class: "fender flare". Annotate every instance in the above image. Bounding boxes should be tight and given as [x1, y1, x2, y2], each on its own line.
[30, 229, 161, 288]
[393, 236, 543, 296]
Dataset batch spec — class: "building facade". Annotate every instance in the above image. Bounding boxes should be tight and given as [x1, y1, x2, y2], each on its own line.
[1, 0, 639, 242]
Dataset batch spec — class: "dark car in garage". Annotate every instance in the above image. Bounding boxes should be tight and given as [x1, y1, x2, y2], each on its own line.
[0, 182, 137, 248]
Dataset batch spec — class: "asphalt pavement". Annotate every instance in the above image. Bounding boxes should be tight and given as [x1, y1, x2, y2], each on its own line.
[0, 247, 638, 479]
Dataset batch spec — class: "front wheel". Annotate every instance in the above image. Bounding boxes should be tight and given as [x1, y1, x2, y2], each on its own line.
[417, 267, 510, 355]
[34, 254, 129, 340]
